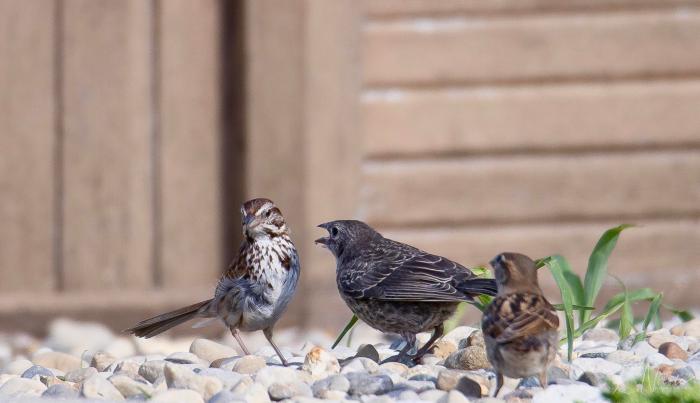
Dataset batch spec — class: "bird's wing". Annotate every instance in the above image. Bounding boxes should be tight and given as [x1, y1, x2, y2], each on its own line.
[481, 293, 560, 344]
[340, 246, 491, 302]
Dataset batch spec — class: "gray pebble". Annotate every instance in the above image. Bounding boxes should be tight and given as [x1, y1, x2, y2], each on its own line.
[43, 384, 79, 398]
[312, 374, 350, 398]
[347, 372, 394, 395]
[268, 381, 312, 401]
[21, 365, 53, 379]
[455, 376, 482, 398]
[64, 366, 98, 383]
[579, 352, 608, 359]
[355, 344, 381, 363]
[208, 390, 245, 403]
[578, 371, 605, 387]
[672, 366, 696, 381]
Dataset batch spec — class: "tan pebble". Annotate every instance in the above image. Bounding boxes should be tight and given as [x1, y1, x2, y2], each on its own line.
[33, 352, 83, 373]
[430, 340, 457, 359]
[658, 342, 688, 361]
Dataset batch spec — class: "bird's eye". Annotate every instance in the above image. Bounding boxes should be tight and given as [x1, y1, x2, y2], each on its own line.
[331, 226, 339, 237]
[264, 210, 271, 218]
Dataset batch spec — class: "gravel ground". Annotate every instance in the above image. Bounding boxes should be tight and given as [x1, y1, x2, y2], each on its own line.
[0, 318, 699, 402]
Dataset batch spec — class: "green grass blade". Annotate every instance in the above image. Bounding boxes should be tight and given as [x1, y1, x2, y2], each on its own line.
[602, 288, 657, 312]
[582, 224, 634, 324]
[642, 293, 663, 332]
[333, 315, 359, 349]
[569, 301, 624, 340]
[619, 288, 633, 339]
[664, 305, 695, 322]
[553, 304, 595, 311]
[544, 255, 575, 362]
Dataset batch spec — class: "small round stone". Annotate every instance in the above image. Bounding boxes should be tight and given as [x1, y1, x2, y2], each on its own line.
[268, 380, 312, 401]
[658, 342, 689, 361]
[430, 340, 457, 359]
[21, 365, 53, 379]
[303, 346, 341, 380]
[81, 374, 124, 400]
[33, 351, 83, 372]
[340, 357, 380, 374]
[189, 338, 238, 363]
[0, 377, 47, 397]
[150, 389, 205, 403]
[90, 351, 116, 372]
[232, 355, 266, 374]
[64, 366, 98, 384]
[582, 328, 620, 345]
[164, 362, 223, 401]
[139, 360, 167, 383]
[444, 346, 490, 370]
[355, 344, 380, 362]
[43, 384, 79, 399]
[346, 372, 393, 395]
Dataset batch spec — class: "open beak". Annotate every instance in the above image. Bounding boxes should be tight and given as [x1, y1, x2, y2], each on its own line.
[315, 223, 330, 247]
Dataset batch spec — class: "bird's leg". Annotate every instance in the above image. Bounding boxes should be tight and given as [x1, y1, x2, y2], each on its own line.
[230, 327, 251, 355]
[263, 327, 288, 366]
[494, 372, 504, 397]
[413, 324, 444, 362]
[538, 370, 548, 389]
[396, 332, 416, 362]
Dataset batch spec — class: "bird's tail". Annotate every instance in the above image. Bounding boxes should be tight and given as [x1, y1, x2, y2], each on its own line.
[125, 299, 212, 338]
[460, 278, 498, 297]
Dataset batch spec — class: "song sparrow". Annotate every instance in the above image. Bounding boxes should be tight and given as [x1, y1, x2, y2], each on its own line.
[316, 220, 497, 363]
[126, 198, 299, 366]
[482, 252, 559, 396]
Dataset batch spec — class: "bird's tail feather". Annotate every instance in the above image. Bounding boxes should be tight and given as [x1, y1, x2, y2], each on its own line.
[125, 299, 212, 338]
[460, 278, 498, 297]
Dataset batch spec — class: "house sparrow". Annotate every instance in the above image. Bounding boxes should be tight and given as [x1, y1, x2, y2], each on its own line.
[316, 220, 497, 363]
[482, 252, 559, 396]
[126, 198, 299, 366]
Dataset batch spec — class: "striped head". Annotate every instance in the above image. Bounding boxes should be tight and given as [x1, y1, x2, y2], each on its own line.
[241, 198, 288, 239]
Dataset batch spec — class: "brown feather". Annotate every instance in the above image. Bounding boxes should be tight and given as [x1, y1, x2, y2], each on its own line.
[124, 299, 212, 338]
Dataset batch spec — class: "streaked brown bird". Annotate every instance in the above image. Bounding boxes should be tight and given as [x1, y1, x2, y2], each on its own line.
[126, 198, 300, 366]
[482, 252, 559, 396]
[316, 220, 497, 363]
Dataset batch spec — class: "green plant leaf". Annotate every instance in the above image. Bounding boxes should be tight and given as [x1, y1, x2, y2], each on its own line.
[582, 224, 634, 325]
[552, 304, 595, 311]
[602, 288, 657, 312]
[642, 293, 663, 332]
[664, 305, 695, 322]
[619, 288, 633, 339]
[333, 315, 359, 349]
[569, 301, 625, 340]
[543, 255, 575, 362]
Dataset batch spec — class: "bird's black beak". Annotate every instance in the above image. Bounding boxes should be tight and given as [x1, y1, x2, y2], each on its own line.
[315, 223, 330, 247]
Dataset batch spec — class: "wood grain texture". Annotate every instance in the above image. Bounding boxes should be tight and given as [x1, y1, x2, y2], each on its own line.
[363, 10, 700, 86]
[62, 0, 154, 290]
[159, 0, 222, 288]
[0, 0, 56, 291]
[302, 0, 363, 328]
[363, 152, 700, 226]
[364, 0, 700, 17]
[363, 81, 700, 157]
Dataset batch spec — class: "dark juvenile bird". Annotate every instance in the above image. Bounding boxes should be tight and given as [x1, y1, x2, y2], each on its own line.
[126, 198, 299, 366]
[482, 252, 559, 396]
[316, 220, 497, 363]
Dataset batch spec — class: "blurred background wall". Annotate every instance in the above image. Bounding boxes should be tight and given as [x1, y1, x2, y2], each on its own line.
[1, 0, 699, 336]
